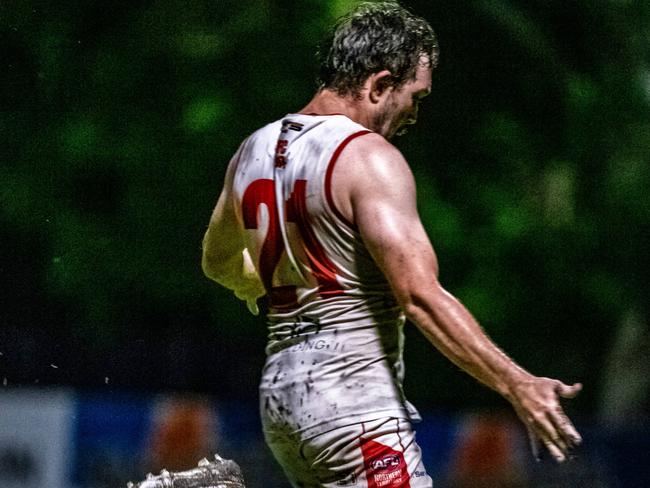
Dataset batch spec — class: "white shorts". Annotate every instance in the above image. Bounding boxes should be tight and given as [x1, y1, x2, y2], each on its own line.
[264, 417, 433, 488]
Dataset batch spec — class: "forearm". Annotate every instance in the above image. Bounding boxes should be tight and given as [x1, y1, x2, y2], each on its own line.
[202, 238, 244, 291]
[403, 283, 533, 400]
[401, 281, 583, 462]
[202, 229, 265, 306]
[201, 211, 248, 286]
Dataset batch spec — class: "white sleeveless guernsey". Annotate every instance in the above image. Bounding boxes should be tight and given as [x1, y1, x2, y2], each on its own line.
[231, 114, 420, 437]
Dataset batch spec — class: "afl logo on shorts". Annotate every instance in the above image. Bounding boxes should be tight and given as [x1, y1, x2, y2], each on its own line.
[361, 439, 411, 488]
[371, 454, 400, 471]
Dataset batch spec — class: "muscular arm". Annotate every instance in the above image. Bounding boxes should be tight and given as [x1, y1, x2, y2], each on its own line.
[335, 134, 581, 462]
[202, 145, 264, 311]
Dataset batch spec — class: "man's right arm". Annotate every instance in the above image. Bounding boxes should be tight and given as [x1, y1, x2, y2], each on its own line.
[334, 134, 582, 462]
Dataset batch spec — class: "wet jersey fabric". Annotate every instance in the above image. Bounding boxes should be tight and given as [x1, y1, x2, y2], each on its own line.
[231, 114, 421, 438]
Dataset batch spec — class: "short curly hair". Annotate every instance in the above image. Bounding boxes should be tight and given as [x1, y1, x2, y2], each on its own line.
[318, 1, 439, 98]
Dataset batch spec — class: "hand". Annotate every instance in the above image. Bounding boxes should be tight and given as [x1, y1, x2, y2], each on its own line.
[233, 248, 265, 315]
[509, 377, 582, 462]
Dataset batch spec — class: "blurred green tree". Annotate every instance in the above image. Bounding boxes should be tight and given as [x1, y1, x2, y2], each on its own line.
[1, 0, 647, 412]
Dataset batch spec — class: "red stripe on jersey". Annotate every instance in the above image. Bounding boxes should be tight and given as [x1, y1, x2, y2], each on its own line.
[324, 130, 372, 230]
[287, 179, 343, 297]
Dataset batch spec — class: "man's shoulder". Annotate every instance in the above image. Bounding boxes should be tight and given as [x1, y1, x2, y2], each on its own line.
[333, 132, 413, 213]
[339, 131, 407, 167]
[245, 118, 284, 143]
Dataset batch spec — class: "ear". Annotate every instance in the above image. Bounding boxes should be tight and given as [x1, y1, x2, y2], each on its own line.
[368, 70, 393, 103]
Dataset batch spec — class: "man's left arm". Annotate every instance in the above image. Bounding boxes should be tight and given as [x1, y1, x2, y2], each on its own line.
[202, 145, 265, 311]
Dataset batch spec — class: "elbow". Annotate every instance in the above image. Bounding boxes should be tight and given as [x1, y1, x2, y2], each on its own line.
[201, 229, 224, 281]
[396, 282, 449, 323]
[201, 253, 216, 281]
[394, 286, 425, 321]
[202, 245, 242, 289]
[400, 295, 429, 324]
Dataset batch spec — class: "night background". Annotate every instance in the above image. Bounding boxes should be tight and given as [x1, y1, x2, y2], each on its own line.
[1, 1, 649, 487]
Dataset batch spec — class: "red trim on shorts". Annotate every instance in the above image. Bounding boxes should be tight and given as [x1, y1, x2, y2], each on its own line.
[324, 130, 372, 230]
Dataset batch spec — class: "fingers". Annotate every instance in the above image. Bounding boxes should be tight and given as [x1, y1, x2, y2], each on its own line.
[553, 381, 583, 447]
[541, 436, 568, 463]
[527, 421, 568, 463]
[550, 406, 582, 446]
[513, 377, 583, 463]
[246, 298, 259, 316]
[530, 413, 571, 461]
[233, 288, 260, 315]
[557, 381, 582, 399]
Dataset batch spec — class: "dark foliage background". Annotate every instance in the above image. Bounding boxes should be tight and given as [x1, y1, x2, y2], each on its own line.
[2, 0, 649, 419]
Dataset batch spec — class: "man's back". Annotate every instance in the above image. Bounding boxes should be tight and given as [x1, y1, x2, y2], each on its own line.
[230, 113, 419, 437]
[203, 4, 581, 485]
[232, 114, 373, 307]
[232, 114, 400, 336]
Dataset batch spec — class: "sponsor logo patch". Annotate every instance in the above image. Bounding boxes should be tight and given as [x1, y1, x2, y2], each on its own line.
[360, 439, 410, 488]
